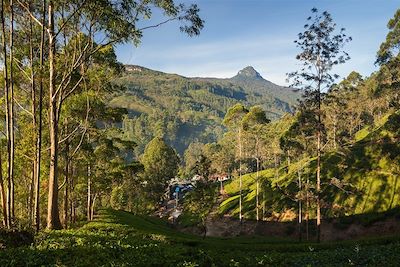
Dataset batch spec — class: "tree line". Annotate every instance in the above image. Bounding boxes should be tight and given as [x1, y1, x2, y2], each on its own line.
[0, 0, 203, 230]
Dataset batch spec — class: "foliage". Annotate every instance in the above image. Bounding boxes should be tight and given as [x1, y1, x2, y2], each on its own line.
[180, 182, 217, 227]
[113, 66, 299, 156]
[141, 137, 180, 204]
[1, 209, 400, 266]
[219, 111, 400, 219]
[110, 186, 128, 210]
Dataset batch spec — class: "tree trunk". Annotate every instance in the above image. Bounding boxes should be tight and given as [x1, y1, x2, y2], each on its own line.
[63, 135, 69, 229]
[256, 157, 259, 221]
[316, 130, 321, 242]
[87, 163, 91, 221]
[47, 1, 62, 230]
[333, 114, 337, 150]
[29, 2, 37, 227]
[0, 0, 11, 229]
[0, 149, 7, 226]
[306, 175, 309, 241]
[298, 169, 302, 242]
[34, 0, 46, 232]
[28, 164, 35, 223]
[9, 0, 15, 224]
[238, 128, 242, 222]
[316, 80, 322, 242]
[69, 164, 75, 224]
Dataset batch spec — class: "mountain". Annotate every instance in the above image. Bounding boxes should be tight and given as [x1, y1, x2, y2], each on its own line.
[234, 66, 264, 80]
[110, 65, 301, 155]
[193, 66, 300, 116]
[230, 66, 299, 106]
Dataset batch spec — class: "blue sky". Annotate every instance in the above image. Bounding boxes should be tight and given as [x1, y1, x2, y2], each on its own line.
[115, 0, 400, 85]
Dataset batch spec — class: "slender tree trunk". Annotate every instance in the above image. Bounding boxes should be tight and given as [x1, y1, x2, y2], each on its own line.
[47, 1, 62, 230]
[255, 136, 260, 222]
[306, 175, 309, 241]
[69, 164, 74, 225]
[316, 131, 321, 242]
[28, 164, 35, 223]
[63, 135, 69, 229]
[316, 81, 322, 242]
[28, 2, 37, 227]
[87, 163, 91, 221]
[0, 150, 7, 226]
[9, 0, 15, 223]
[238, 128, 242, 222]
[298, 169, 302, 242]
[1, 0, 12, 229]
[34, 0, 46, 232]
[333, 115, 337, 150]
[256, 157, 259, 222]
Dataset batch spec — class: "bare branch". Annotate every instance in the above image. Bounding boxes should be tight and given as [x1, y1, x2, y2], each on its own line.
[14, 98, 34, 117]
[139, 18, 177, 31]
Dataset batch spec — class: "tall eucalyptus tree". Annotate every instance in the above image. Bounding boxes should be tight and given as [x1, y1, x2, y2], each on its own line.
[287, 8, 351, 242]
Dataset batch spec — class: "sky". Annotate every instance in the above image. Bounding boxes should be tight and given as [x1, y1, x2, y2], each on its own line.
[115, 0, 400, 86]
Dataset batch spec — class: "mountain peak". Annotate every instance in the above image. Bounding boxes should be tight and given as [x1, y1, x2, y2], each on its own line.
[235, 66, 263, 80]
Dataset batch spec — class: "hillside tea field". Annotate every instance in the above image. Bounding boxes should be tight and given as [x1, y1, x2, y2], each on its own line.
[1, 209, 400, 266]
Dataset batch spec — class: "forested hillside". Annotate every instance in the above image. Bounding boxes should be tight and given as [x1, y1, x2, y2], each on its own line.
[219, 110, 400, 220]
[111, 65, 299, 155]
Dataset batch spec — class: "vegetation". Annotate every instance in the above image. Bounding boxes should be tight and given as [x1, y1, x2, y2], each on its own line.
[2, 209, 400, 266]
[185, 7, 400, 244]
[113, 65, 299, 156]
[0, 0, 203, 231]
[1, 1, 400, 266]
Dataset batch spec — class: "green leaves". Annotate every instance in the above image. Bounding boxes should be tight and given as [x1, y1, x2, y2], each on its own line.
[241, 106, 270, 131]
[376, 9, 400, 66]
[223, 103, 248, 129]
[141, 137, 179, 202]
[2, 209, 400, 266]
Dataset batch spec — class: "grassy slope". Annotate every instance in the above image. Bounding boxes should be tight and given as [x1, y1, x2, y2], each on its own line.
[220, 111, 400, 219]
[1, 209, 400, 266]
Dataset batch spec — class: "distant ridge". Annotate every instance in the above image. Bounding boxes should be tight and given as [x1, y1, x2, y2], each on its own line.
[111, 65, 301, 155]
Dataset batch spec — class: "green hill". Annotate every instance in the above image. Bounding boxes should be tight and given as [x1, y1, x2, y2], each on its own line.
[220, 111, 400, 219]
[110, 65, 300, 155]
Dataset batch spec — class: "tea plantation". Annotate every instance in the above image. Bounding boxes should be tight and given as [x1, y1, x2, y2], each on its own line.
[1, 209, 400, 266]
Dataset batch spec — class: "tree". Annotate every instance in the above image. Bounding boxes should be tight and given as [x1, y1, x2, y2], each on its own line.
[287, 8, 351, 242]
[241, 106, 269, 221]
[141, 137, 180, 205]
[223, 103, 248, 221]
[33, 0, 46, 233]
[376, 9, 400, 67]
[183, 142, 204, 177]
[191, 154, 211, 181]
[376, 9, 400, 107]
[324, 71, 364, 148]
[0, 0, 11, 228]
